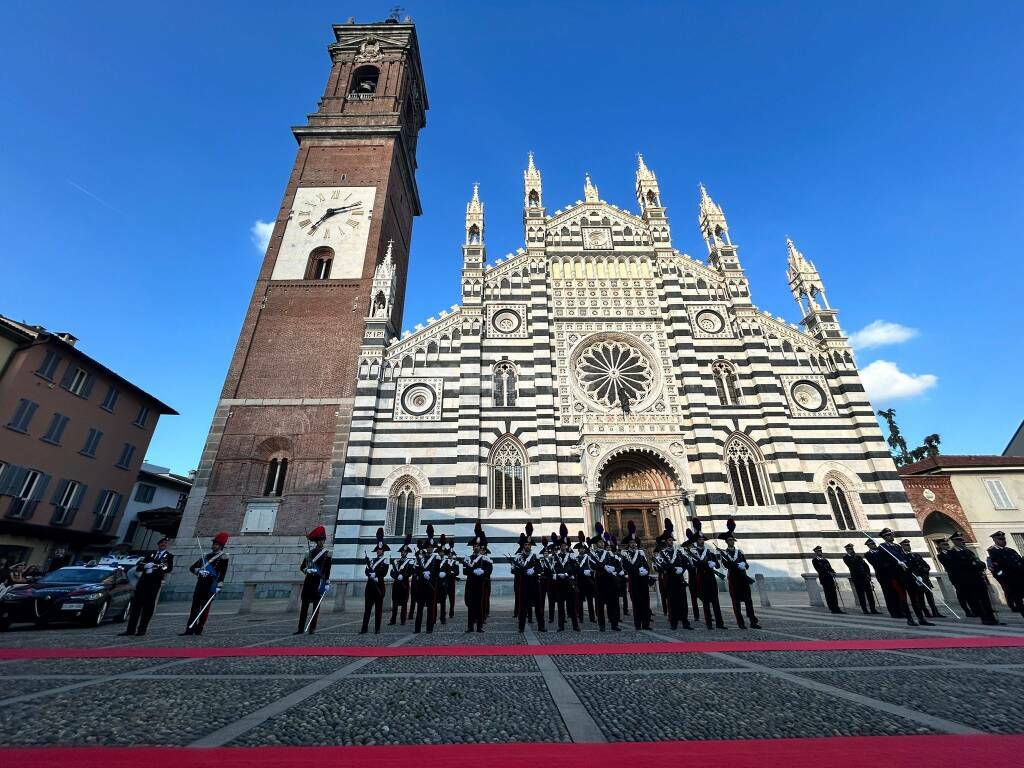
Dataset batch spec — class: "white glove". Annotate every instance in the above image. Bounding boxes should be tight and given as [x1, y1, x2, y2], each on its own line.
[398, 574, 405, 581]
[526, 568, 535, 576]
[473, 568, 484, 576]
[144, 564, 154, 574]
[439, 571, 448, 579]
[370, 575, 378, 581]
[739, 562, 748, 570]
[674, 567, 683, 575]
[604, 564, 615, 573]
[639, 567, 649, 576]
[583, 569, 592, 576]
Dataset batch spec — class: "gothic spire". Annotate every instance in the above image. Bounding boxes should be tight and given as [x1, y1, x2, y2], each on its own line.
[465, 183, 484, 246]
[635, 153, 661, 211]
[698, 183, 730, 251]
[524, 152, 542, 210]
[786, 236, 829, 314]
[584, 172, 599, 202]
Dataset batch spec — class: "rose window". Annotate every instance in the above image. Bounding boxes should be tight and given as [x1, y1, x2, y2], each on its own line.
[574, 340, 653, 408]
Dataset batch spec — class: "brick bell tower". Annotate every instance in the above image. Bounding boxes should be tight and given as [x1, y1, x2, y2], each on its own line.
[176, 17, 427, 583]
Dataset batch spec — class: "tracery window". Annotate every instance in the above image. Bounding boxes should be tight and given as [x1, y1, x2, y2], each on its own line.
[725, 435, 772, 507]
[490, 438, 527, 510]
[493, 362, 518, 407]
[387, 478, 419, 538]
[711, 360, 742, 405]
[826, 474, 858, 531]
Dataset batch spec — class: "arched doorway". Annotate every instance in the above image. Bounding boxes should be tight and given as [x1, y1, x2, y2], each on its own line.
[597, 451, 682, 552]
[921, 510, 966, 567]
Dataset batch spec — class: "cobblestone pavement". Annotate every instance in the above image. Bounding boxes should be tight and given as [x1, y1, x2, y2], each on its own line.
[3, 602, 1024, 746]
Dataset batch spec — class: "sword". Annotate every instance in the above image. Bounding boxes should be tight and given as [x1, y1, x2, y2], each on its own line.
[304, 583, 330, 633]
[859, 530, 961, 620]
[188, 588, 220, 629]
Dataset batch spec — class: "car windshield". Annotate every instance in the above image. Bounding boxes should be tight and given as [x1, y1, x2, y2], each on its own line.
[35, 568, 114, 585]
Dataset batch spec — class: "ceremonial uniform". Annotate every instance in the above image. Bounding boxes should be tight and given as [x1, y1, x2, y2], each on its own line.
[621, 535, 653, 630]
[936, 543, 974, 618]
[904, 546, 941, 617]
[573, 534, 596, 623]
[865, 544, 899, 617]
[298, 534, 332, 635]
[389, 541, 415, 625]
[720, 543, 759, 629]
[843, 547, 879, 614]
[513, 544, 546, 632]
[878, 532, 931, 626]
[443, 543, 460, 620]
[413, 541, 441, 633]
[463, 545, 492, 632]
[360, 530, 389, 634]
[124, 540, 173, 636]
[947, 536, 998, 624]
[811, 549, 843, 614]
[591, 543, 622, 631]
[690, 542, 726, 628]
[183, 532, 229, 635]
[987, 535, 1024, 617]
[550, 547, 580, 631]
[657, 541, 693, 630]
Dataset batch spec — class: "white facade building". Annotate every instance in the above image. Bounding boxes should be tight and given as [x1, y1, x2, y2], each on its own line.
[335, 156, 924, 579]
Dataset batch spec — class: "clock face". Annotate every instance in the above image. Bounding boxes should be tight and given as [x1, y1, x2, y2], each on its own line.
[271, 186, 376, 280]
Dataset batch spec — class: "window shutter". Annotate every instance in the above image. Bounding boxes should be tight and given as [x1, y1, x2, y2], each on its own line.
[81, 373, 96, 398]
[59, 365, 76, 389]
[8, 399, 27, 428]
[0, 466, 27, 497]
[50, 478, 70, 504]
[0, 462, 13, 492]
[71, 483, 88, 511]
[93, 489, 108, 515]
[22, 401, 38, 430]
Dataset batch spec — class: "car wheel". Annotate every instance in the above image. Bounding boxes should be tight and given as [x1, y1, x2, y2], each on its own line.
[117, 599, 131, 623]
[85, 600, 108, 627]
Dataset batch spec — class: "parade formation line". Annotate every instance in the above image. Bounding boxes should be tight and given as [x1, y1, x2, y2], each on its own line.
[6, 734, 1024, 767]
[3, 634, 1024, 659]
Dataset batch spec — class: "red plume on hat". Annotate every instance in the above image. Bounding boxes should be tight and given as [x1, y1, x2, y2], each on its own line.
[426, 524, 435, 543]
[525, 522, 534, 542]
[307, 525, 327, 541]
[213, 532, 229, 546]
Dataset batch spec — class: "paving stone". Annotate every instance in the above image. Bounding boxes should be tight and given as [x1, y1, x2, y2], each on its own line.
[895, 647, 1024, 666]
[0, 658, 163, 676]
[355, 655, 539, 674]
[553, 653, 741, 673]
[799, 669, 1024, 734]
[0, 678, 309, 746]
[147, 657, 354, 676]
[0, 678, 86, 699]
[566, 671, 937, 741]
[232, 676, 569, 745]
[729, 650, 943, 669]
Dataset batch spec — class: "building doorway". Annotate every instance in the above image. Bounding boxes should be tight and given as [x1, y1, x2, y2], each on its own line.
[597, 450, 681, 555]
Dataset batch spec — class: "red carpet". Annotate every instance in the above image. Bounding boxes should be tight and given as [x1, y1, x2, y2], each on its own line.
[5, 735, 1022, 766]
[3, 635, 1024, 659]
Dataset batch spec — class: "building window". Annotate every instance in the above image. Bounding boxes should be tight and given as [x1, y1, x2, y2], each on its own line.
[5, 468, 49, 520]
[984, 478, 1016, 510]
[490, 438, 527, 510]
[725, 435, 772, 507]
[493, 362, 518, 407]
[35, 350, 61, 381]
[135, 483, 157, 503]
[349, 65, 379, 97]
[80, 428, 103, 458]
[61, 365, 95, 398]
[100, 386, 119, 412]
[826, 475, 858, 530]
[263, 458, 288, 497]
[711, 360, 742, 405]
[116, 443, 137, 470]
[305, 247, 334, 280]
[93, 490, 122, 532]
[241, 502, 277, 534]
[387, 478, 419, 537]
[1011, 533, 1024, 553]
[6, 399, 38, 433]
[177, 491, 188, 511]
[41, 413, 70, 445]
[133, 406, 150, 428]
[51, 479, 84, 526]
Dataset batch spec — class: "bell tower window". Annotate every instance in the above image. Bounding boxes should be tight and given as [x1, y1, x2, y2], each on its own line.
[305, 247, 334, 280]
[350, 65, 379, 98]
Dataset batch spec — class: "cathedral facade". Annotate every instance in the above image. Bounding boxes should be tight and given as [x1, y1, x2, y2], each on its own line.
[178, 17, 924, 587]
[338, 159, 923, 579]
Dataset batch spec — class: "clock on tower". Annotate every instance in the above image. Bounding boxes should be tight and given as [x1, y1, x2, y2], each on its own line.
[176, 18, 428, 585]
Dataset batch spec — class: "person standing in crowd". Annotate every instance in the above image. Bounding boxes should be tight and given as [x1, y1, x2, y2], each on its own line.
[296, 525, 332, 635]
[947, 532, 1000, 625]
[901, 538, 942, 618]
[718, 521, 760, 629]
[359, 528, 389, 635]
[413, 528, 440, 633]
[121, 537, 174, 636]
[573, 531, 596, 624]
[463, 529, 492, 633]
[811, 545, 843, 614]
[987, 531, 1024, 618]
[444, 537, 460, 620]
[656, 521, 692, 630]
[590, 523, 621, 632]
[550, 525, 580, 632]
[513, 526, 546, 632]
[877, 528, 933, 627]
[620, 521, 653, 630]
[689, 521, 726, 629]
[843, 543, 879, 615]
[935, 537, 974, 618]
[182, 532, 229, 636]
[864, 539, 898, 617]
[389, 535, 415, 625]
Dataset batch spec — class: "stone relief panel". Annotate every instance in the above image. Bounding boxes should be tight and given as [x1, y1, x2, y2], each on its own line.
[394, 378, 444, 421]
[487, 304, 528, 338]
[780, 374, 839, 418]
[687, 304, 735, 339]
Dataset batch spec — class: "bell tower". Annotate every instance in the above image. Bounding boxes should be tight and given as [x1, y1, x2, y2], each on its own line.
[176, 17, 428, 582]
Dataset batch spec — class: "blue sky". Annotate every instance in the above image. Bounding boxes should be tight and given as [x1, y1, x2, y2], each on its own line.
[2, 1, 1021, 475]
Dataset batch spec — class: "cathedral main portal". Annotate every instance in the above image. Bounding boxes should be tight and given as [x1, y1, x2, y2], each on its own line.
[598, 452, 679, 550]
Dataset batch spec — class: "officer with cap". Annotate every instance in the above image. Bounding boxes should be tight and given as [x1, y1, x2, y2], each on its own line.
[122, 536, 174, 636]
[182, 532, 229, 635]
[811, 545, 843, 614]
[389, 535, 415, 625]
[360, 528, 390, 634]
[948, 532, 1000, 624]
[843, 542, 879, 614]
[987, 530, 1024, 617]
[297, 525, 332, 634]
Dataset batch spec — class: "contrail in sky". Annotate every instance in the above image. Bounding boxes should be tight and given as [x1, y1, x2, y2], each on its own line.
[67, 180, 125, 215]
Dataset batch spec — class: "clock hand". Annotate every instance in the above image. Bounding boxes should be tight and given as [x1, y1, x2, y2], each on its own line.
[308, 203, 361, 233]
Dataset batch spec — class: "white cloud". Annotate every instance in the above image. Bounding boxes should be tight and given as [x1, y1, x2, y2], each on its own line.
[250, 219, 274, 252]
[848, 320, 918, 350]
[860, 359, 937, 401]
